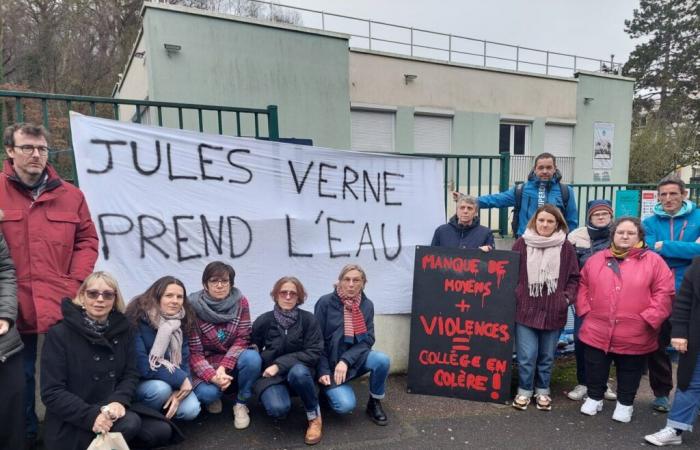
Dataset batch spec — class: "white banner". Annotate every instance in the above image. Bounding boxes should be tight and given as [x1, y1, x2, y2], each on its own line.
[70, 113, 444, 315]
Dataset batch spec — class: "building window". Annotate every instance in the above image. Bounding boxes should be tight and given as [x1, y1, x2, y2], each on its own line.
[544, 124, 573, 157]
[499, 123, 530, 155]
[414, 115, 452, 154]
[351, 109, 395, 152]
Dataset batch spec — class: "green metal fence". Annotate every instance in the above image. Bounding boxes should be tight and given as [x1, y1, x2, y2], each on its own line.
[0, 90, 279, 183]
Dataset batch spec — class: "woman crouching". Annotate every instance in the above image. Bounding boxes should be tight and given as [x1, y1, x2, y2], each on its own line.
[252, 276, 324, 445]
[127, 276, 201, 421]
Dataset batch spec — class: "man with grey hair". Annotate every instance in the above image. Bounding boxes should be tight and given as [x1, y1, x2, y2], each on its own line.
[642, 174, 700, 413]
[431, 194, 494, 250]
[1, 122, 98, 448]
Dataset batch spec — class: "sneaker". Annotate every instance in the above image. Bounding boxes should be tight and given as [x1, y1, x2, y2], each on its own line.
[604, 384, 617, 401]
[233, 403, 250, 429]
[535, 394, 552, 411]
[567, 384, 588, 401]
[612, 402, 634, 423]
[652, 396, 670, 413]
[511, 394, 530, 411]
[644, 427, 682, 446]
[580, 398, 603, 416]
[206, 399, 223, 414]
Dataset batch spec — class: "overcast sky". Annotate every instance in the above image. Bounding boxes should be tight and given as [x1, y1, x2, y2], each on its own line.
[277, 0, 641, 67]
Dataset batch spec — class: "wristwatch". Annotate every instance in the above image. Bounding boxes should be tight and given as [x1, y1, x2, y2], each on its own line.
[100, 405, 113, 419]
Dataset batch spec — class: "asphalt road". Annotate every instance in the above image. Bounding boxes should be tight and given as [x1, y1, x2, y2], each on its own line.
[169, 373, 699, 449]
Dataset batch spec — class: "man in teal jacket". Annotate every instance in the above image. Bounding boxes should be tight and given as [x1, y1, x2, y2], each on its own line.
[643, 174, 700, 413]
[476, 153, 578, 236]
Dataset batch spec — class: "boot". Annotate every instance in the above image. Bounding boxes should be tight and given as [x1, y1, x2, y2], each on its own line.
[304, 416, 322, 445]
[366, 397, 388, 426]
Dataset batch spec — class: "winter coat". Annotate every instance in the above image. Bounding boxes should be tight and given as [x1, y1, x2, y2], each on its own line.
[314, 291, 376, 386]
[567, 226, 611, 269]
[0, 232, 21, 362]
[0, 161, 98, 334]
[188, 293, 252, 388]
[643, 200, 700, 289]
[251, 309, 323, 397]
[576, 249, 675, 355]
[670, 257, 700, 391]
[40, 299, 138, 450]
[512, 238, 580, 330]
[430, 215, 495, 249]
[478, 170, 578, 236]
[134, 318, 192, 389]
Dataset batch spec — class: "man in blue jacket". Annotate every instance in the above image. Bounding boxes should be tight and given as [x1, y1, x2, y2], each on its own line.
[431, 194, 495, 250]
[476, 153, 578, 236]
[643, 174, 700, 413]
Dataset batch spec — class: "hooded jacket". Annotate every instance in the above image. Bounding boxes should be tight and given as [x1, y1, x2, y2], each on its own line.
[0, 231, 21, 361]
[642, 200, 700, 289]
[478, 169, 578, 236]
[576, 248, 675, 355]
[567, 199, 613, 268]
[0, 160, 99, 334]
[430, 215, 495, 249]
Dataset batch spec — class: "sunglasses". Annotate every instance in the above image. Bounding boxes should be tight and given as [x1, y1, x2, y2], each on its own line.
[85, 289, 116, 301]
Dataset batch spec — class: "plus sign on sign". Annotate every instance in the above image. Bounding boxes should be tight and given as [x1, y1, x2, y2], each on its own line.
[408, 246, 519, 403]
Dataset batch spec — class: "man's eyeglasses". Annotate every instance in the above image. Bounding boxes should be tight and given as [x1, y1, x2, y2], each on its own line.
[590, 212, 611, 218]
[14, 144, 50, 156]
[85, 289, 116, 301]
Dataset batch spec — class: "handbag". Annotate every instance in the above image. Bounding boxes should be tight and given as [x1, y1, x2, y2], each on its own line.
[87, 432, 130, 450]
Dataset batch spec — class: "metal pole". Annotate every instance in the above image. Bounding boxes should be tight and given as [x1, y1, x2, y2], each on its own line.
[321, 11, 325, 29]
[516, 46, 519, 71]
[410, 28, 413, 56]
[483, 41, 487, 66]
[546, 51, 550, 75]
[368, 21, 372, 49]
[448, 34, 452, 62]
[266, 105, 279, 141]
[498, 152, 511, 236]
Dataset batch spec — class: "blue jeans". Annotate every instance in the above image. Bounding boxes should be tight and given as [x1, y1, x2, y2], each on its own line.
[135, 379, 201, 420]
[324, 350, 390, 415]
[515, 324, 560, 397]
[260, 364, 320, 420]
[667, 352, 700, 431]
[22, 334, 38, 437]
[194, 349, 261, 405]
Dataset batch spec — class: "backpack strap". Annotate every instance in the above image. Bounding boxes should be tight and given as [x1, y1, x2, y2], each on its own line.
[560, 182, 570, 210]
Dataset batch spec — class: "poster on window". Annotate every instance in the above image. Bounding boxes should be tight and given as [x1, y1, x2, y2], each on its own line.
[593, 122, 614, 169]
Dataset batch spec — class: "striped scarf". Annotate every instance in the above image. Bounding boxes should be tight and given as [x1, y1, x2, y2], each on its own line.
[336, 285, 368, 344]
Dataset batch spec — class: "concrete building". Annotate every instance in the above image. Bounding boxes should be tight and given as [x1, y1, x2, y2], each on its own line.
[115, 2, 635, 371]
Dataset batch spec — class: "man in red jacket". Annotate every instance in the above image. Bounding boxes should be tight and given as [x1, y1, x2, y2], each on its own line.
[1, 123, 98, 448]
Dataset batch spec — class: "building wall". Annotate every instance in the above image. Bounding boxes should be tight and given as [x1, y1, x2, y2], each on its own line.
[115, 32, 150, 121]
[140, 4, 352, 148]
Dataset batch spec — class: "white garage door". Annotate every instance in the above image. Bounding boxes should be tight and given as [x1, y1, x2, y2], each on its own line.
[414, 115, 452, 154]
[351, 110, 395, 152]
[544, 124, 573, 157]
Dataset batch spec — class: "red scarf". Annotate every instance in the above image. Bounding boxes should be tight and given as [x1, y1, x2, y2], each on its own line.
[336, 286, 368, 344]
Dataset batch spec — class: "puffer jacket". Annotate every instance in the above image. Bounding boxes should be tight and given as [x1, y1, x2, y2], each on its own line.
[430, 215, 495, 249]
[478, 170, 578, 236]
[643, 200, 700, 289]
[0, 161, 99, 334]
[576, 248, 675, 355]
[0, 231, 21, 362]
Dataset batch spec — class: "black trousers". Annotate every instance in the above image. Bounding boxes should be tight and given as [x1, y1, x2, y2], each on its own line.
[0, 351, 25, 450]
[584, 344, 648, 406]
[648, 320, 673, 397]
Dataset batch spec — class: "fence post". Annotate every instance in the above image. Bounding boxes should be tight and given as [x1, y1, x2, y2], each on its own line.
[498, 152, 511, 236]
[266, 105, 279, 141]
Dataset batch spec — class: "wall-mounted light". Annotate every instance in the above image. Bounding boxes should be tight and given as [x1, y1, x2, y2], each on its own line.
[404, 74, 418, 85]
[164, 43, 181, 56]
[584, 97, 594, 105]
[134, 51, 146, 59]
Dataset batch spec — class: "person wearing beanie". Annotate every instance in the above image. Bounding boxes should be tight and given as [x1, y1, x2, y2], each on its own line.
[566, 199, 617, 402]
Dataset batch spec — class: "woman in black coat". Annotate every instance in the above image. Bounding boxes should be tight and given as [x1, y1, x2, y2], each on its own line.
[314, 264, 391, 426]
[40, 272, 174, 450]
[645, 256, 700, 446]
[252, 276, 323, 445]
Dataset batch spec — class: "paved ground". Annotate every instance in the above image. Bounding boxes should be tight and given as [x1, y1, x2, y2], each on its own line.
[169, 371, 699, 449]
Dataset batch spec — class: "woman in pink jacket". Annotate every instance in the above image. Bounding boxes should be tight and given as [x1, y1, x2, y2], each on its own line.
[576, 217, 674, 423]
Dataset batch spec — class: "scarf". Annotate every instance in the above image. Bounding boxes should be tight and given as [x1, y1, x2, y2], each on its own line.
[522, 228, 566, 297]
[610, 241, 646, 260]
[81, 310, 109, 335]
[336, 285, 368, 344]
[188, 288, 242, 324]
[147, 306, 185, 373]
[273, 304, 299, 330]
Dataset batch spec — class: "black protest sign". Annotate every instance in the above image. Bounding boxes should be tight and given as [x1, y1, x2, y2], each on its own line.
[408, 246, 519, 403]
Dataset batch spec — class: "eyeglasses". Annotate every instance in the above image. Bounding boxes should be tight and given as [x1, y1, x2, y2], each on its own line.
[658, 192, 681, 198]
[278, 290, 299, 299]
[14, 144, 50, 156]
[85, 289, 116, 301]
[207, 278, 230, 286]
[590, 212, 611, 218]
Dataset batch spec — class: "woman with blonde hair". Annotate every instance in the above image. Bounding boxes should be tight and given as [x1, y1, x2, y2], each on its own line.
[511, 205, 580, 412]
